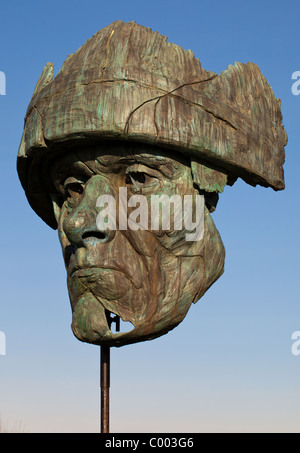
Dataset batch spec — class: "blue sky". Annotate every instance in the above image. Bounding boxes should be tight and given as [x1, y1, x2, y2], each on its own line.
[0, 0, 300, 433]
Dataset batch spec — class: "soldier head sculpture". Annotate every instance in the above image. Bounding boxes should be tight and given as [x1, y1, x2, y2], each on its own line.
[17, 21, 287, 347]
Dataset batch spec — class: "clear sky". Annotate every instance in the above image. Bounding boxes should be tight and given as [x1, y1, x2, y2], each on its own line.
[0, 0, 300, 433]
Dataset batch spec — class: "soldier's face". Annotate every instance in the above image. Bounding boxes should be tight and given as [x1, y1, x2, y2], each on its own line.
[50, 142, 224, 347]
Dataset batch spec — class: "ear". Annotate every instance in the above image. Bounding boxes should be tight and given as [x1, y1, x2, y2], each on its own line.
[190, 159, 230, 212]
[190, 159, 228, 193]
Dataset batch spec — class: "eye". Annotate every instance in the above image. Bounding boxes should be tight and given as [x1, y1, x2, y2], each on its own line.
[65, 182, 84, 197]
[126, 171, 144, 185]
[125, 171, 157, 186]
[63, 177, 86, 206]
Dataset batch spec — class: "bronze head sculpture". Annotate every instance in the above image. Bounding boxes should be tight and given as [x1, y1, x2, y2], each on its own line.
[17, 21, 287, 347]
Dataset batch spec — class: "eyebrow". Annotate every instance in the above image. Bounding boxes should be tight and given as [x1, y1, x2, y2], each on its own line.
[96, 153, 179, 174]
[50, 159, 95, 188]
[51, 150, 183, 187]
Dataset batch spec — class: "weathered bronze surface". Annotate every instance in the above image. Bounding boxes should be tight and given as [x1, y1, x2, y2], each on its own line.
[17, 21, 287, 347]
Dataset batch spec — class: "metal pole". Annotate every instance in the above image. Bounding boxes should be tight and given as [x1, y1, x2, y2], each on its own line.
[100, 345, 110, 433]
[100, 311, 120, 433]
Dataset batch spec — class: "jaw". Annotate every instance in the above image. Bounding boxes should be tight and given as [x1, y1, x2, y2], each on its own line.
[68, 247, 221, 347]
[70, 291, 187, 348]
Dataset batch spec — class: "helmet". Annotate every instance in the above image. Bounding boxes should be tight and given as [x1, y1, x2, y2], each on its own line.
[17, 20, 287, 228]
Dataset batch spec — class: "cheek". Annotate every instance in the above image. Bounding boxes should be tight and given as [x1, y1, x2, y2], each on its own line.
[149, 190, 202, 251]
[57, 204, 71, 252]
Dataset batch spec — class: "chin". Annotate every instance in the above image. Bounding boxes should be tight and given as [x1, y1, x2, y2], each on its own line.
[71, 276, 199, 347]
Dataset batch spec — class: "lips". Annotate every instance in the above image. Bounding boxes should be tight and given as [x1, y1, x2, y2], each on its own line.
[68, 264, 148, 323]
[70, 265, 87, 278]
[70, 265, 122, 279]
[69, 265, 143, 290]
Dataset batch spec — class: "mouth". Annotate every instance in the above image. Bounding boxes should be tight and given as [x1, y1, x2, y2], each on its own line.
[69, 265, 142, 290]
[70, 266, 122, 279]
[70, 266, 94, 278]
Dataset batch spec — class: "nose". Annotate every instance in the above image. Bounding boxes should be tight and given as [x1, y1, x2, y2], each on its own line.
[62, 175, 116, 247]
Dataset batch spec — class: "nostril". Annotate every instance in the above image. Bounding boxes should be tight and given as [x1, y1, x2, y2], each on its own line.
[82, 231, 106, 241]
